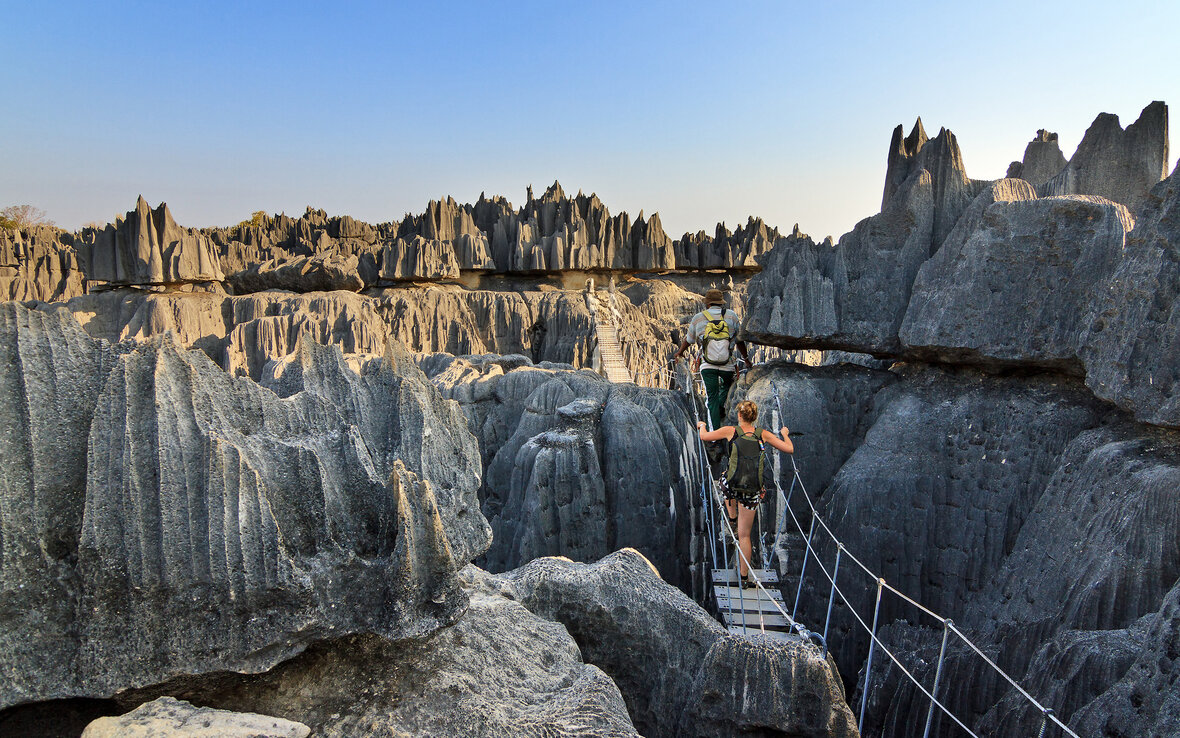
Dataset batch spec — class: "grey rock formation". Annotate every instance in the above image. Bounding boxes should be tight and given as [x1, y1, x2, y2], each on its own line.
[225, 252, 364, 294]
[449, 182, 678, 273]
[426, 356, 706, 595]
[210, 206, 386, 285]
[0, 226, 87, 302]
[882, 121, 984, 249]
[1070, 579, 1180, 737]
[81, 697, 310, 738]
[901, 192, 1134, 372]
[51, 283, 598, 380]
[790, 367, 1105, 685]
[1006, 129, 1068, 186]
[82, 197, 224, 287]
[111, 566, 641, 738]
[0, 303, 489, 708]
[1039, 101, 1170, 214]
[506, 550, 858, 738]
[0, 303, 120, 707]
[882, 118, 929, 211]
[379, 234, 462, 281]
[675, 217, 782, 270]
[1078, 171, 1180, 427]
[744, 171, 934, 356]
[860, 422, 1180, 736]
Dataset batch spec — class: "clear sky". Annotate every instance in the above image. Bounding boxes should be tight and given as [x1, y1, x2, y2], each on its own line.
[2, 1, 1177, 242]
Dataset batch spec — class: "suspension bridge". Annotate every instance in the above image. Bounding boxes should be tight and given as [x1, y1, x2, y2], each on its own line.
[591, 303, 1080, 737]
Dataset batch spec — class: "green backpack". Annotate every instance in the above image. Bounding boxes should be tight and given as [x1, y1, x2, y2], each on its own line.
[726, 427, 771, 496]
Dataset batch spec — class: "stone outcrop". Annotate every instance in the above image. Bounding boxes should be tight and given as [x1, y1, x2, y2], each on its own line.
[82, 697, 310, 738]
[423, 355, 706, 596]
[901, 192, 1134, 372]
[0, 226, 87, 302]
[1005, 129, 1068, 186]
[744, 171, 933, 356]
[82, 197, 224, 287]
[107, 566, 642, 738]
[1038, 101, 1169, 214]
[1077, 171, 1180, 427]
[225, 252, 364, 294]
[0, 303, 122, 707]
[0, 302, 489, 708]
[506, 550, 858, 738]
[675, 217, 783, 270]
[790, 367, 1105, 684]
[737, 355, 1180, 734]
[209, 206, 387, 283]
[856, 421, 1180, 736]
[49, 283, 597, 380]
[379, 234, 462, 281]
[882, 121, 984, 249]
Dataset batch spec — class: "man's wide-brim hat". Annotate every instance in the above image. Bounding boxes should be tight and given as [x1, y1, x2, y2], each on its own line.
[704, 289, 724, 306]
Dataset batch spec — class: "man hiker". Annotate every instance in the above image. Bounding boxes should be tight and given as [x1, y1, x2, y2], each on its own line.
[672, 288, 748, 430]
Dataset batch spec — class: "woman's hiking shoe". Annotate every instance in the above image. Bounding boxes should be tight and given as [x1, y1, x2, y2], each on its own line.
[743, 573, 758, 589]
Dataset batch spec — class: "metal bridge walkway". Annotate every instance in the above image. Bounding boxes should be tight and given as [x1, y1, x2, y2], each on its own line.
[712, 567, 797, 640]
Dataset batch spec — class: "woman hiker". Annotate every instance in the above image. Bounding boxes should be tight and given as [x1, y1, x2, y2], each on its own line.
[698, 400, 793, 587]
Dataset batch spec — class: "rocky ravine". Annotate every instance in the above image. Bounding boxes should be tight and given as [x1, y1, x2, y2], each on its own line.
[1, 99, 1175, 737]
[0, 300, 853, 737]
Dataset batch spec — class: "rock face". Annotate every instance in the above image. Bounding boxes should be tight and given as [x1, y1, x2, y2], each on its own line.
[505, 550, 858, 738]
[857, 422, 1180, 737]
[210, 206, 387, 285]
[882, 121, 984, 249]
[0, 226, 87, 301]
[1006, 129, 1068, 186]
[1078, 171, 1180, 427]
[51, 283, 597, 380]
[379, 235, 462, 281]
[115, 566, 643, 738]
[423, 354, 707, 596]
[791, 367, 1105, 681]
[82, 197, 224, 287]
[744, 171, 934, 356]
[901, 193, 1134, 372]
[81, 697, 310, 738]
[1039, 101, 1170, 214]
[674, 217, 784, 271]
[0, 302, 489, 708]
[225, 252, 364, 294]
[747, 118, 1179, 429]
[0, 303, 120, 707]
[737, 355, 1180, 734]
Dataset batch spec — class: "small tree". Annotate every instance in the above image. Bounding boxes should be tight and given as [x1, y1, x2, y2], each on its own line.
[236, 210, 267, 229]
[1, 205, 55, 229]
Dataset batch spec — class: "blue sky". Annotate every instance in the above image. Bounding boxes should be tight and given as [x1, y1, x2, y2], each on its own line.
[2, 1, 1177, 241]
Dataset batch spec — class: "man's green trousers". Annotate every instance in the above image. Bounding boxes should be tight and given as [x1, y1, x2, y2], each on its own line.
[701, 368, 735, 430]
